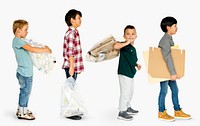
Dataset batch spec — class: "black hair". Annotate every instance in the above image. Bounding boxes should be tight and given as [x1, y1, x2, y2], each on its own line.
[160, 16, 177, 32]
[65, 9, 82, 26]
[124, 25, 135, 35]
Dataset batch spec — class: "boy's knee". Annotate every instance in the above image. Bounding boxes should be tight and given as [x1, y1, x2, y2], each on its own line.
[160, 91, 168, 95]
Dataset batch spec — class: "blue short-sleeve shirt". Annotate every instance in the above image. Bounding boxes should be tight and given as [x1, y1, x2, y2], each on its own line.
[12, 37, 33, 77]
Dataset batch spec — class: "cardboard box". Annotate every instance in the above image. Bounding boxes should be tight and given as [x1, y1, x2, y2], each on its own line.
[143, 47, 185, 83]
[143, 50, 167, 83]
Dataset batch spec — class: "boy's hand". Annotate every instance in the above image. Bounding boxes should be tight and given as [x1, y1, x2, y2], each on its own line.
[44, 45, 52, 53]
[69, 67, 74, 77]
[136, 64, 141, 70]
[170, 74, 179, 80]
[125, 40, 131, 45]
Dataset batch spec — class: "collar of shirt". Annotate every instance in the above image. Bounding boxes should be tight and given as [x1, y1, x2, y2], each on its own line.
[69, 26, 78, 34]
[164, 33, 174, 46]
[164, 33, 173, 41]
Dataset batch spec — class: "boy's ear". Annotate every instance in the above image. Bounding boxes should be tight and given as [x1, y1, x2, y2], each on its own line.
[123, 35, 126, 39]
[70, 18, 75, 25]
[166, 26, 171, 31]
[16, 28, 21, 34]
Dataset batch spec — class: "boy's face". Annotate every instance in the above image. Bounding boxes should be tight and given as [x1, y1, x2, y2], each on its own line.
[123, 28, 137, 42]
[71, 14, 82, 28]
[17, 25, 28, 38]
[167, 24, 178, 35]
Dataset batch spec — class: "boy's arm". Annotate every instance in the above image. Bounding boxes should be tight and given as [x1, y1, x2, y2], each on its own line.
[68, 56, 75, 76]
[160, 43, 178, 80]
[22, 44, 52, 53]
[114, 41, 130, 50]
[160, 45, 176, 75]
[63, 35, 75, 76]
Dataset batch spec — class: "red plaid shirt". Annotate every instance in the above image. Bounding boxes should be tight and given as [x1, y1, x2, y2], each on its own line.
[62, 27, 84, 73]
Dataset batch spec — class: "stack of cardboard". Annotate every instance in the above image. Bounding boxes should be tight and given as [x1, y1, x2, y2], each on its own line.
[86, 35, 119, 62]
[143, 46, 185, 83]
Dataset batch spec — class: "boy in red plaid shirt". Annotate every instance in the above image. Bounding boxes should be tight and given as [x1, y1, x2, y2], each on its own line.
[62, 9, 84, 120]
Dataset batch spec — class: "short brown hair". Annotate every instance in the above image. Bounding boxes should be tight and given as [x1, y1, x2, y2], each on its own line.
[13, 19, 28, 34]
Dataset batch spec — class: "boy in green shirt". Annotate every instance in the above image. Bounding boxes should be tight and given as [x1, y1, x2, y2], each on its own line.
[114, 25, 141, 121]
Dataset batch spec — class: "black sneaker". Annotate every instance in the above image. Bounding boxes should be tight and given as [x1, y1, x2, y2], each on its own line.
[66, 115, 82, 120]
[127, 107, 139, 115]
[117, 111, 133, 121]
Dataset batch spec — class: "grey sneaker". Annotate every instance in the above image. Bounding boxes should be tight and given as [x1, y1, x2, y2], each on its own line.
[117, 111, 133, 121]
[127, 107, 139, 115]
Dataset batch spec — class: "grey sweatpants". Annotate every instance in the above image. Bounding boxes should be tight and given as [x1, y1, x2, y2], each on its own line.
[118, 74, 134, 111]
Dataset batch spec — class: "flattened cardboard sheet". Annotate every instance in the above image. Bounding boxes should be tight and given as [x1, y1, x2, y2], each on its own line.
[143, 50, 168, 83]
[148, 47, 185, 79]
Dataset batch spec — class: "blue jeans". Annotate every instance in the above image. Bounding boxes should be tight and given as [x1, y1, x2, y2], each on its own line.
[16, 73, 33, 107]
[64, 68, 77, 80]
[158, 80, 181, 112]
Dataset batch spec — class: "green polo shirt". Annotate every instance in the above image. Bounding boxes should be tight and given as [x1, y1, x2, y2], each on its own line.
[117, 44, 138, 78]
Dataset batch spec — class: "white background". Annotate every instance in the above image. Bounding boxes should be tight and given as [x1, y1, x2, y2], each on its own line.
[0, 0, 199, 126]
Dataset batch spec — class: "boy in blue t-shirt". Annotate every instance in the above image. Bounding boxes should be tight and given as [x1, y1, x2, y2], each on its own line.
[12, 19, 51, 120]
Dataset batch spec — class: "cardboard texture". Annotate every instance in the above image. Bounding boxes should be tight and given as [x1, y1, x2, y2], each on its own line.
[143, 50, 168, 83]
[148, 47, 185, 79]
[86, 35, 119, 62]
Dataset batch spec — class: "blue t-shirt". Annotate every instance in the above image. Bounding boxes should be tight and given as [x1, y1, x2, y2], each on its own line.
[12, 37, 33, 77]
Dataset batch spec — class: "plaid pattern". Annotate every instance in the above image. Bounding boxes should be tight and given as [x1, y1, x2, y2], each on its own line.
[62, 27, 84, 73]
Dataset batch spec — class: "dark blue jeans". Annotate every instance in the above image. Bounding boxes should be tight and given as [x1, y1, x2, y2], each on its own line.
[64, 68, 77, 80]
[158, 80, 181, 112]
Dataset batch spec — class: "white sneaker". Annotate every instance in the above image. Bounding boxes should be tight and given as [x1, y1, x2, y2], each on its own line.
[17, 112, 35, 120]
[16, 109, 32, 116]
